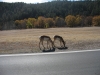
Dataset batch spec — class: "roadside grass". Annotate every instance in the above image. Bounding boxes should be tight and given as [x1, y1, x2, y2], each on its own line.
[0, 27, 100, 54]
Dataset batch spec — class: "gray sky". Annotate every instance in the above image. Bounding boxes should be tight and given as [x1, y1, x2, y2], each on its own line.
[0, 0, 83, 3]
[0, 0, 53, 3]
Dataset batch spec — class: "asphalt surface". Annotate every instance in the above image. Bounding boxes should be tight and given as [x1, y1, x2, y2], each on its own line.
[0, 49, 100, 75]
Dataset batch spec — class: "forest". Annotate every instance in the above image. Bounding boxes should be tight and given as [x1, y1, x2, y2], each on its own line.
[0, 0, 100, 30]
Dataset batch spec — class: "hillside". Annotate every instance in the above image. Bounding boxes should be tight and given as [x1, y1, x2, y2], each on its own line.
[0, 1, 100, 21]
[0, 1, 100, 30]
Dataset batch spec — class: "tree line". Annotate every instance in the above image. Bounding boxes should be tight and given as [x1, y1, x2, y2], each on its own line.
[0, 1, 100, 30]
[14, 15, 100, 29]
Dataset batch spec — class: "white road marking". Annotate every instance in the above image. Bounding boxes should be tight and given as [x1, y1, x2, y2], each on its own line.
[0, 49, 100, 57]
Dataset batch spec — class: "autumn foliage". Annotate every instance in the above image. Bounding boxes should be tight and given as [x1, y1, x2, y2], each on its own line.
[1, 1, 100, 30]
[14, 15, 100, 29]
[92, 16, 100, 26]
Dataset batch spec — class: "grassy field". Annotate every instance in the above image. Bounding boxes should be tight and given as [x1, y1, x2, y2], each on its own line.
[0, 27, 100, 54]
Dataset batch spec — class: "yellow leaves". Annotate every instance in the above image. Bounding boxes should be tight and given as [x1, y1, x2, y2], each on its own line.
[14, 15, 100, 29]
[28, 18, 36, 24]
[65, 15, 83, 27]
[92, 16, 100, 26]
[35, 17, 54, 28]
[44, 18, 54, 27]
[75, 15, 82, 26]
[15, 20, 20, 25]
[65, 15, 76, 27]
[15, 19, 27, 29]
[37, 16, 45, 28]
[27, 18, 36, 28]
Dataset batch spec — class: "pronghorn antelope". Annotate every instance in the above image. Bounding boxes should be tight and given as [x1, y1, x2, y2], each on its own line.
[54, 35, 66, 48]
[39, 35, 53, 50]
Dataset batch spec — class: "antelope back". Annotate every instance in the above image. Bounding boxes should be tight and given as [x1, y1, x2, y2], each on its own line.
[54, 35, 63, 41]
[40, 35, 51, 41]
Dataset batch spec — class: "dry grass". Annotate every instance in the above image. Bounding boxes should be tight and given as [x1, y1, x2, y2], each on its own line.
[0, 27, 100, 54]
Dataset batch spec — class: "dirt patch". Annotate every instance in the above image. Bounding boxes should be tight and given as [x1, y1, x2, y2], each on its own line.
[0, 27, 100, 54]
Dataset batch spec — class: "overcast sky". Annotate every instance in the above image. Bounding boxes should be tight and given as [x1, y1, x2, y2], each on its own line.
[0, 0, 83, 3]
[0, 0, 52, 3]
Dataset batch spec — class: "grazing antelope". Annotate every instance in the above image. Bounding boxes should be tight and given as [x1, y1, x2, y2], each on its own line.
[54, 35, 66, 48]
[39, 35, 53, 50]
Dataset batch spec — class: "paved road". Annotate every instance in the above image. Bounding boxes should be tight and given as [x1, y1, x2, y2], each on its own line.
[0, 49, 100, 75]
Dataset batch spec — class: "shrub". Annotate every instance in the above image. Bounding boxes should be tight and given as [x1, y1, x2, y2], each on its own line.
[75, 15, 82, 27]
[84, 16, 93, 27]
[65, 15, 76, 27]
[44, 18, 54, 28]
[26, 21, 32, 28]
[55, 17, 66, 27]
[92, 16, 100, 26]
